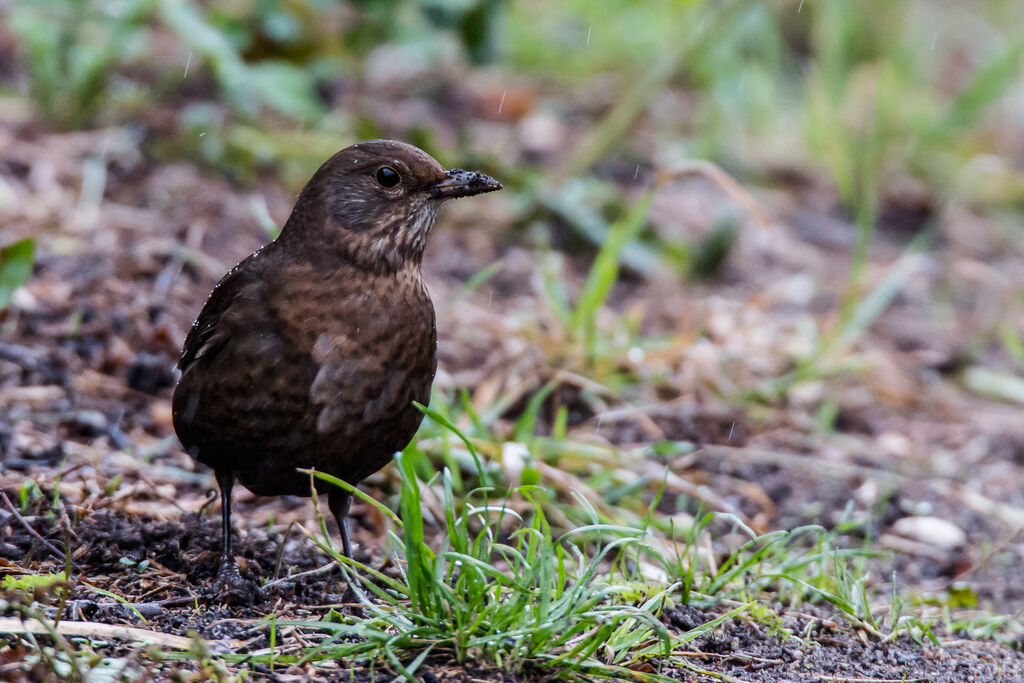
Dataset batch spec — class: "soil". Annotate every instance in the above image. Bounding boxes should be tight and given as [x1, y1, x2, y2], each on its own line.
[7, 497, 1023, 681]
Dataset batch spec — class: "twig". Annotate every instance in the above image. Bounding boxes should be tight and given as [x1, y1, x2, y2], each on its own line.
[273, 520, 297, 580]
[671, 649, 785, 665]
[580, 401, 665, 440]
[939, 482, 1024, 527]
[636, 460, 748, 521]
[1, 491, 81, 571]
[0, 342, 44, 370]
[135, 471, 187, 513]
[262, 561, 337, 590]
[698, 445, 907, 484]
[657, 160, 773, 230]
[0, 616, 239, 650]
[816, 678, 928, 683]
[672, 657, 749, 683]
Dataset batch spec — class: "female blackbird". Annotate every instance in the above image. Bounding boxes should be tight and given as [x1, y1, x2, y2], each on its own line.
[172, 140, 501, 598]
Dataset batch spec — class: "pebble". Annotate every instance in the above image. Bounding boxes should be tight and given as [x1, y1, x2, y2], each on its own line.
[891, 515, 966, 550]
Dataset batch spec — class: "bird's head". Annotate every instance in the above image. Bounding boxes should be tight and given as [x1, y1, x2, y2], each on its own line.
[278, 140, 501, 273]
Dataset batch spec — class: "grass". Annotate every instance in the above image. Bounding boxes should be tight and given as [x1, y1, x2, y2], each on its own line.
[7, 0, 153, 129]
[295, 463, 688, 681]
[149, 416, 992, 678]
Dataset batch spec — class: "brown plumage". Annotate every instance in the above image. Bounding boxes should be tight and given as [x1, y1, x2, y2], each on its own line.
[172, 140, 500, 598]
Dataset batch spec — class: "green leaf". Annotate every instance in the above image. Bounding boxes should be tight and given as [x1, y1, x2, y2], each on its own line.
[414, 401, 491, 488]
[1, 571, 69, 593]
[246, 61, 324, 122]
[942, 41, 1023, 132]
[513, 381, 556, 443]
[963, 366, 1024, 405]
[0, 238, 35, 310]
[158, 0, 322, 122]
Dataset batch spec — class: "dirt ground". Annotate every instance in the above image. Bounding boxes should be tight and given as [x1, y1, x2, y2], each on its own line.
[3, 71, 1024, 681]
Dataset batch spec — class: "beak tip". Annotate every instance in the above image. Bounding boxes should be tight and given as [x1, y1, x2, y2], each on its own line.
[478, 178, 503, 194]
[432, 169, 503, 199]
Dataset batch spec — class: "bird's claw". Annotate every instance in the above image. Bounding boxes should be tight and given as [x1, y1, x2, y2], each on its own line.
[212, 557, 264, 606]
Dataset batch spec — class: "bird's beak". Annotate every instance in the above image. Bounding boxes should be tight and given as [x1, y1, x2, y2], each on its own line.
[429, 169, 502, 200]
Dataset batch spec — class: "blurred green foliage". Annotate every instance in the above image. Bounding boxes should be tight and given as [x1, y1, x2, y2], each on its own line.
[3, 0, 1022, 258]
[8, 0, 155, 130]
[158, 0, 325, 123]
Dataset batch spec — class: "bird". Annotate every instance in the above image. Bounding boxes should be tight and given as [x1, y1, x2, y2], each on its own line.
[171, 140, 501, 600]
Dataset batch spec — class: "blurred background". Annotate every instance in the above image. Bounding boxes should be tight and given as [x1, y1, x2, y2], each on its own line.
[5, 1, 1023, 209]
[3, 0, 1024, 663]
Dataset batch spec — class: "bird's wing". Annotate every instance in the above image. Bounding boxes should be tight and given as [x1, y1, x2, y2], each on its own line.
[178, 257, 257, 374]
[173, 253, 310, 456]
[307, 328, 412, 437]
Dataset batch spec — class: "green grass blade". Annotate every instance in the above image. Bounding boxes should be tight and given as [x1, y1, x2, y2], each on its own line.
[415, 402, 491, 487]
[299, 468, 402, 527]
[570, 190, 656, 354]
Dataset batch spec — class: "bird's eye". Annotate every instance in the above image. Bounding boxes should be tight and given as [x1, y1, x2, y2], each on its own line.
[376, 166, 400, 187]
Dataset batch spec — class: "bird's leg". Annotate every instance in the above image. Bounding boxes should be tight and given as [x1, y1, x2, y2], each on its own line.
[327, 487, 359, 605]
[215, 469, 238, 573]
[328, 488, 353, 558]
[212, 470, 258, 602]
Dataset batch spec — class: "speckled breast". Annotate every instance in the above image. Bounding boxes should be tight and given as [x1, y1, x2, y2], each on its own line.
[236, 263, 438, 497]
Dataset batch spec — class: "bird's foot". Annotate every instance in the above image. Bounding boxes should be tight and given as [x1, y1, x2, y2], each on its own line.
[211, 557, 264, 606]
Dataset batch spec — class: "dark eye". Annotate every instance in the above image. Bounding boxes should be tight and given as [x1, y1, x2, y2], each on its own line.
[376, 166, 400, 187]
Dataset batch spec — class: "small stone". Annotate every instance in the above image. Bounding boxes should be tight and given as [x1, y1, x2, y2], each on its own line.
[501, 441, 529, 484]
[788, 380, 824, 406]
[891, 516, 966, 550]
[877, 431, 913, 458]
[854, 480, 878, 506]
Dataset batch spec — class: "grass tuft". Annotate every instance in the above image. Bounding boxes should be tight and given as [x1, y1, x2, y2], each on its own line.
[295, 454, 690, 680]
